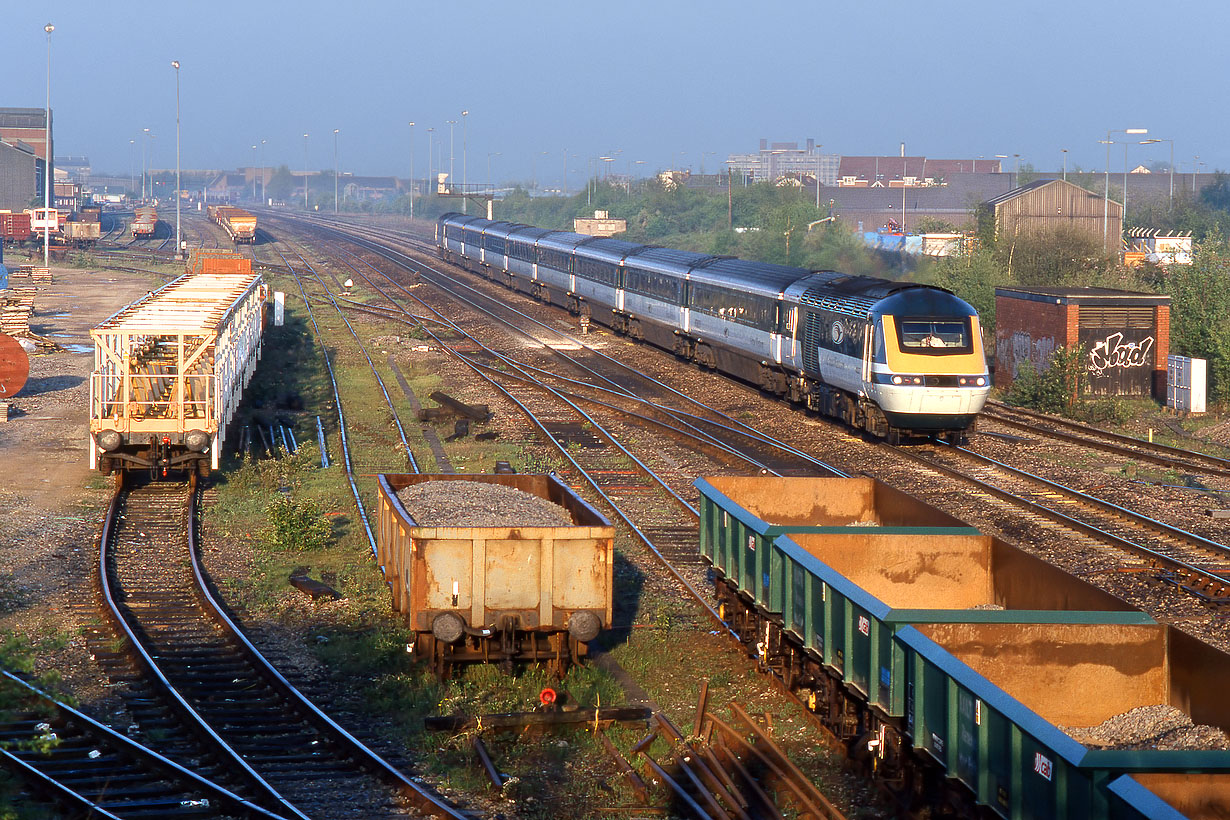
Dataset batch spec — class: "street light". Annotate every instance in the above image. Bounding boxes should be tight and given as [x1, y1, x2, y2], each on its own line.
[333, 128, 339, 214]
[487, 151, 501, 191]
[446, 120, 457, 191]
[1104, 128, 1147, 247]
[426, 127, 435, 194]
[461, 109, 469, 214]
[1139, 138, 1175, 211]
[813, 144, 824, 208]
[43, 22, 53, 268]
[172, 61, 181, 259]
[1061, 149, 1068, 181]
[142, 128, 150, 201]
[407, 121, 415, 221]
[302, 133, 309, 209]
[1193, 156, 1204, 192]
[251, 145, 258, 200]
[129, 139, 135, 198]
[259, 139, 266, 204]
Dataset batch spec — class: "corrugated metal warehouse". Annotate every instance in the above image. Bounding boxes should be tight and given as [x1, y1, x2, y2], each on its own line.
[995, 286, 1170, 398]
[986, 179, 1122, 254]
[0, 140, 37, 211]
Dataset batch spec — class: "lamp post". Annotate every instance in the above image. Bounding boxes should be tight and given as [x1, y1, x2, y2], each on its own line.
[487, 151, 500, 191]
[43, 22, 53, 269]
[446, 120, 457, 191]
[562, 149, 568, 197]
[407, 121, 415, 221]
[426, 127, 435, 195]
[461, 109, 469, 213]
[1139, 138, 1174, 211]
[259, 139, 266, 204]
[129, 139, 135, 199]
[814, 145, 824, 208]
[1104, 128, 1147, 248]
[302, 133, 309, 209]
[1061, 149, 1068, 181]
[251, 145, 258, 200]
[141, 129, 149, 201]
[1193, 156, 1204, 192]
[172, 60, 181, 260]
[333, 128, 339, 214]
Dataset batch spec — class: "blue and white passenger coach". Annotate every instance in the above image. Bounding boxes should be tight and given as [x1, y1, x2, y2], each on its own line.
[437, 213, 990, 440]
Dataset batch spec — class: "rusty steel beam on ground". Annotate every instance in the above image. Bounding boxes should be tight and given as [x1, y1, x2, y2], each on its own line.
[652, 712, 748, 820]
[472, 737, 503, 789]
[711, 737, 784, 820]
[637, 751, 715, 820]
[428, 390, 490, 421]
[423, 705, 650, 732]
[595, 730, 650, 802]
[713, 707, 845, 820]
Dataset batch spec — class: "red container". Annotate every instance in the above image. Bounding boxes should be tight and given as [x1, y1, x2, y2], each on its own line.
[0, 213, 32, 241]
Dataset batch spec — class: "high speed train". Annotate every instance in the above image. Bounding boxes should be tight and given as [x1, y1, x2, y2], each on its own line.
[436, 213, 990, 441]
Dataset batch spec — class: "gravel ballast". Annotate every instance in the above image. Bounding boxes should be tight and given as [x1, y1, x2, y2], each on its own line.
[395, 481, 573, 527]
[1060, 705, 1230, 751]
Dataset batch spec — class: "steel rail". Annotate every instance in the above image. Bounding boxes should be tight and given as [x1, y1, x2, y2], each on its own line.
[267, 246, 379, 558]
[896, 443, 1230, 597]
[278, 213, 806, 455]
[0, 670, 290, 819]
[97, 475, 313, 820]
[185, 483, 469, 819]
[280, 247, 418, 473]
[983, 400, 1230, 477]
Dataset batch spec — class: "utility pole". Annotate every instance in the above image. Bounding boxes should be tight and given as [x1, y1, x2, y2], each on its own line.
[408, 121, 415, 221]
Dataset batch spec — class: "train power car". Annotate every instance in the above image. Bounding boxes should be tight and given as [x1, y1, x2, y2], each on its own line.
[88, 249, 266, 476]
[208, 205, 257, 244]
[376, 473, 614, 676]
[437, 214, 989, 441]
[130, 206, 158, 239]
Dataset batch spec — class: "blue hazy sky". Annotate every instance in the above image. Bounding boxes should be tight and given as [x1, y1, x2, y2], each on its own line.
[6, 0, 1227, 187]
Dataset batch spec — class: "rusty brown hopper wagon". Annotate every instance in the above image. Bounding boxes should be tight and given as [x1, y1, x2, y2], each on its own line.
[376, 473, 614, 675]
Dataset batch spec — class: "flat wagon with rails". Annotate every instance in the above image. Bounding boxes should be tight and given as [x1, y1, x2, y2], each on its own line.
[130, 206, 157, 239]
[376, 473, 614, 676]
[88, 249, 266, 476]
[208, 205, 257, 244]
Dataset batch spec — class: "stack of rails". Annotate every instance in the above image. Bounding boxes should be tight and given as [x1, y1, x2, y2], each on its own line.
[207, 205, 257, 244]
[130, 206, 157, 239]
[696, 474, 1230, 820]
[88, 249, 266, 477]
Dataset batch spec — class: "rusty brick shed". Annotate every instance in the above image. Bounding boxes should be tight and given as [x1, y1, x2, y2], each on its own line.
[994, 286, 1170, 398]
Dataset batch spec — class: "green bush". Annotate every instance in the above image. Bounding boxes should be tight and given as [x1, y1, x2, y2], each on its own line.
[262, 494, 332, 552]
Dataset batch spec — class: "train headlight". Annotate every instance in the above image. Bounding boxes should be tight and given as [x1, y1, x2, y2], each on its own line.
[891, 375, 903, 385]
[185, 430, 210, 452]
[95, 430, 122, 452]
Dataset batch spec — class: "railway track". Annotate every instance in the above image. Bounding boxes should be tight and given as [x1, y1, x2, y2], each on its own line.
[981, 400, 1230, 479]
[0, 670, 284, 819]
[902, 441, 1230, 603]
[85, 473, 468, 820]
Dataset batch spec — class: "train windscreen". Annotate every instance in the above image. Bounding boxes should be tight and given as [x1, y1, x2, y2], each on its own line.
[898, 318, 969, 350]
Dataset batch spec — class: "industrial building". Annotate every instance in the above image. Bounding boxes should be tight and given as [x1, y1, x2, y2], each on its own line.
[984, 179, 1123, 254]
[0, 139, 37, 211]
[0, 108, 52, 208]
[995, 286, 1170, 398]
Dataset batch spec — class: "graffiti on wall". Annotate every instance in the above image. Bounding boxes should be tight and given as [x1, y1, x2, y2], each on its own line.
[1009, 331, 1056, 376]
[1087, 332, 1154, 377]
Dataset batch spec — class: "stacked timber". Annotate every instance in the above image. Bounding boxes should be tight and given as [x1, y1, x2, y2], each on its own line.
[8, 266, 51, 284]
[1, 287, 36, 335]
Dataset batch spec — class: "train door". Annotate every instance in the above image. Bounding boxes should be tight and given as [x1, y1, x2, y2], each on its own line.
[861, 320, 874, 388]
[616, 264, 625, 312]
[786, 305, 799, 359]
[769, 300, 784, 364]
[680, 278, 691, 333]
[532, 242, 539, 281]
